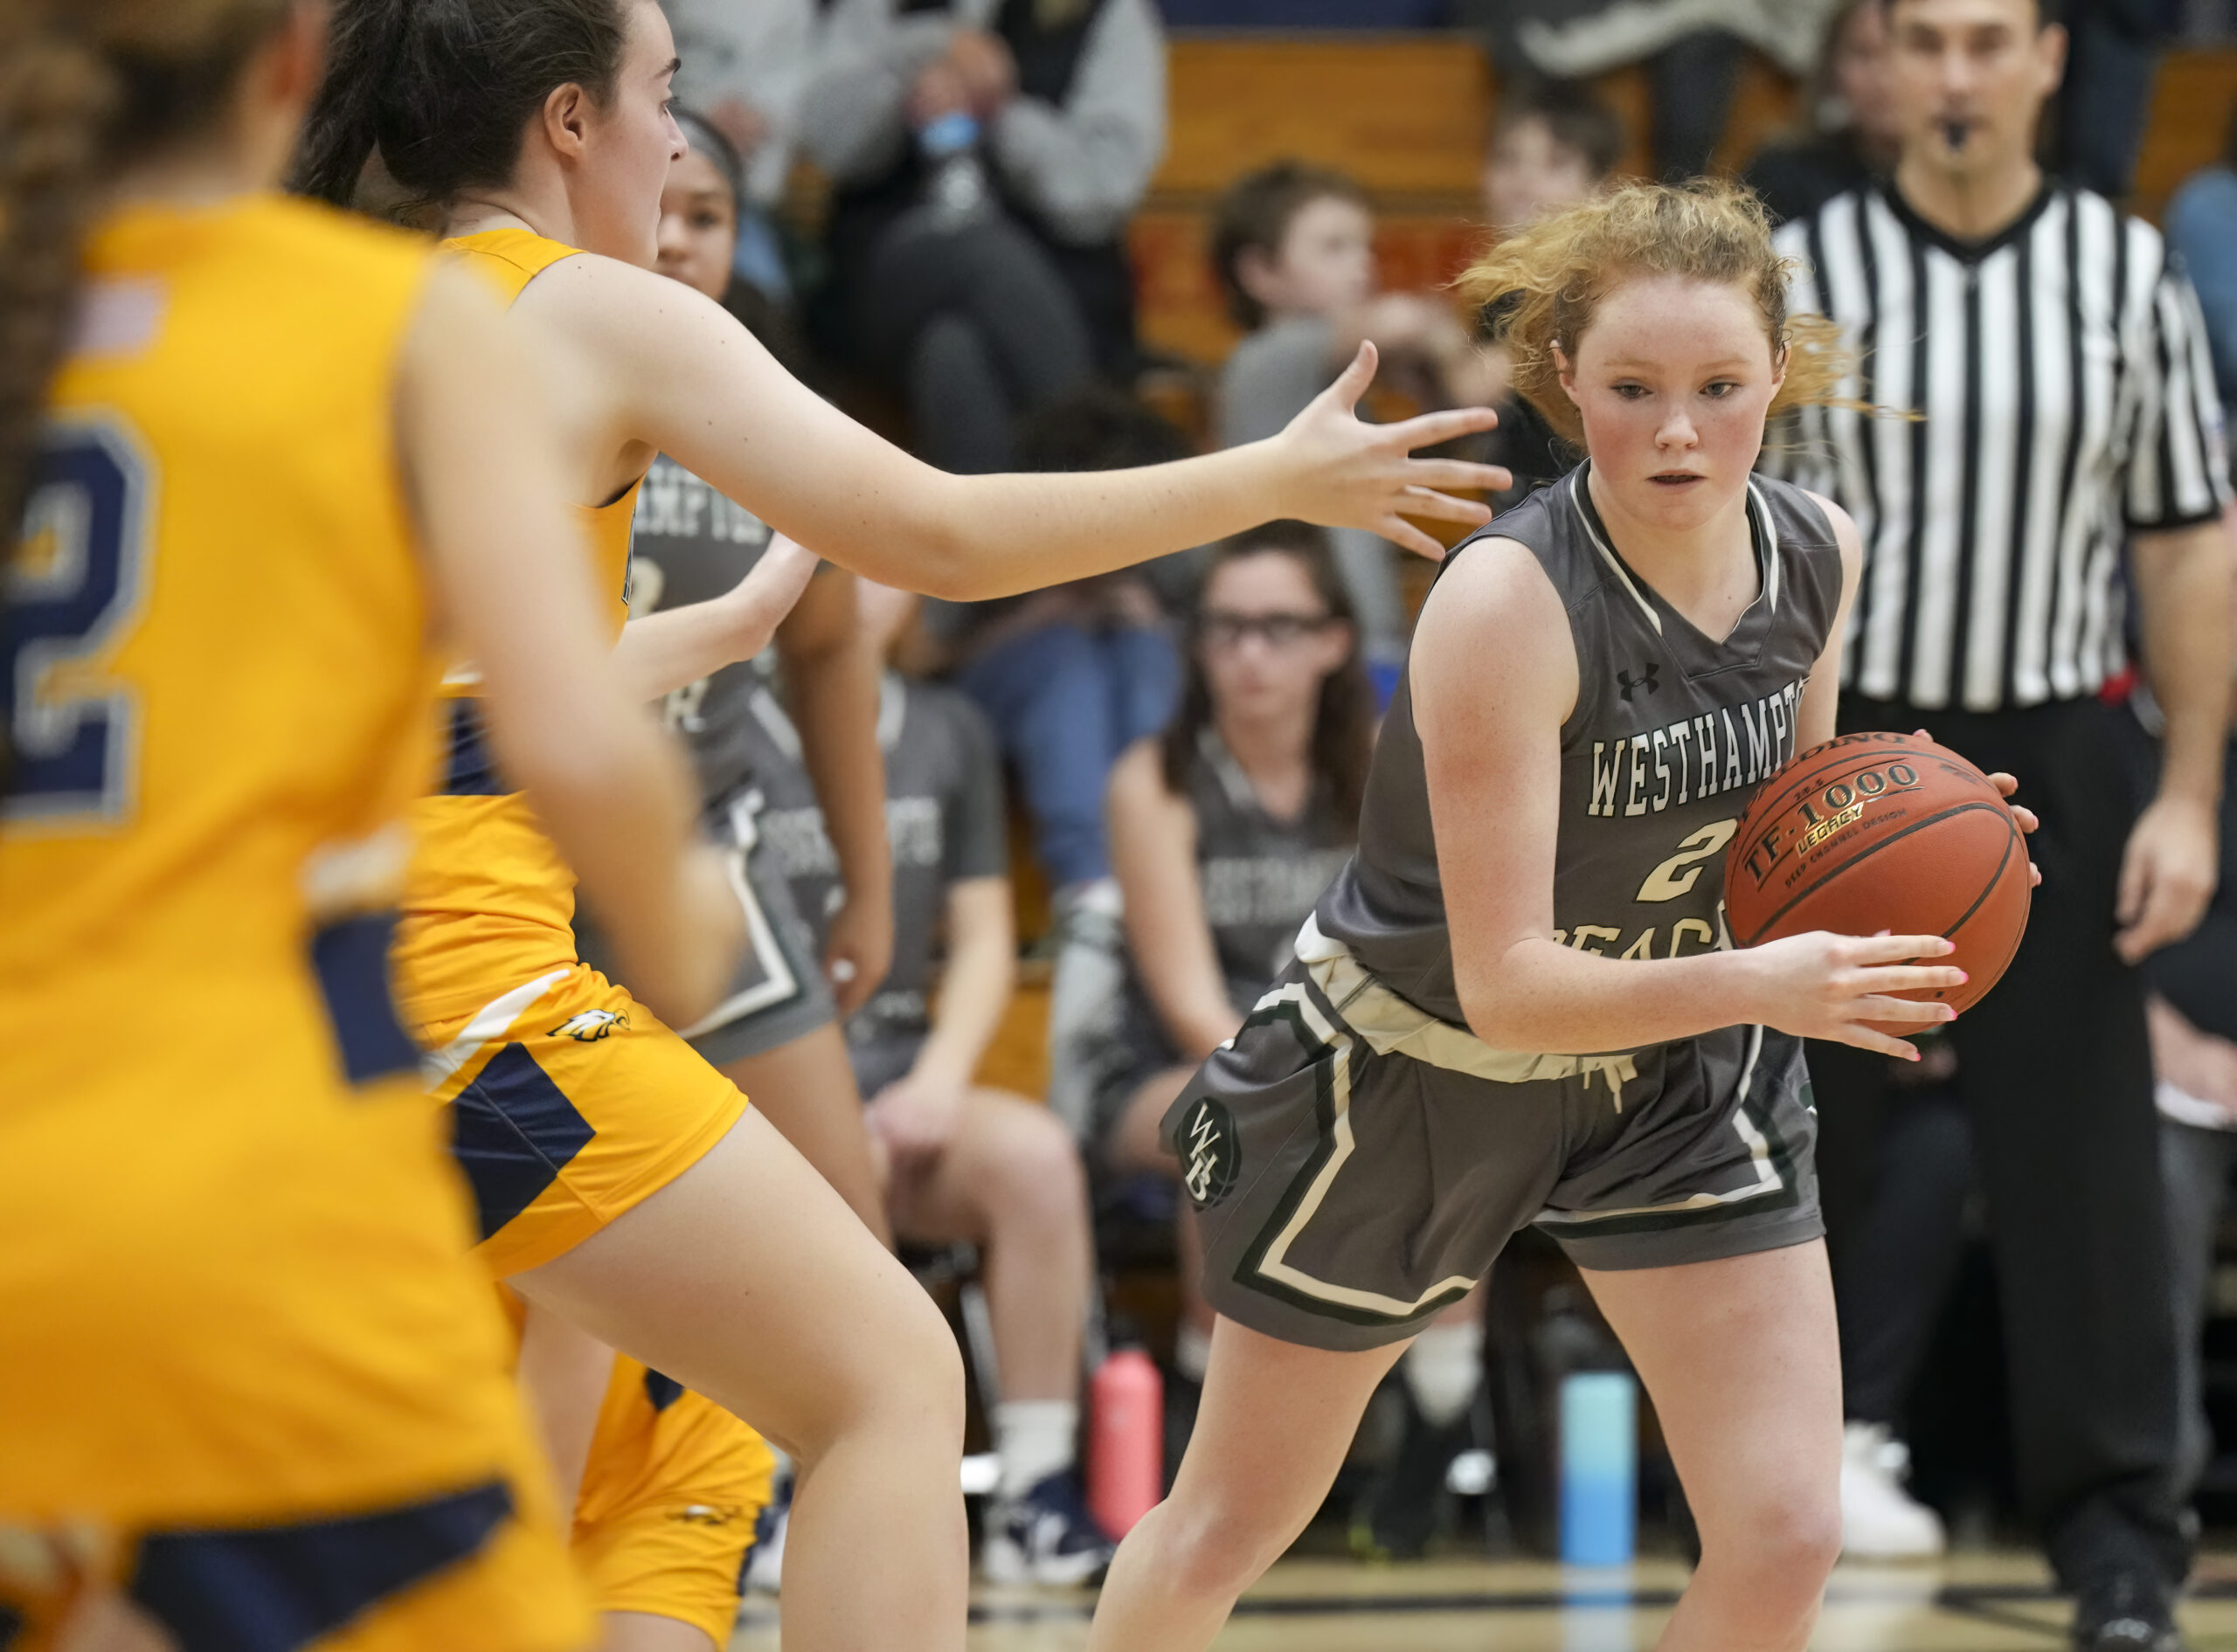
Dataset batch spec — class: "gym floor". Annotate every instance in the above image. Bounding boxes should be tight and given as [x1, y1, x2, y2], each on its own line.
[731, 1552, 2237, 1649]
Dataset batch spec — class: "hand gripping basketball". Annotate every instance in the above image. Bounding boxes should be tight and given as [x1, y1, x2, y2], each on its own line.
[1724, 731, 2040, 1059]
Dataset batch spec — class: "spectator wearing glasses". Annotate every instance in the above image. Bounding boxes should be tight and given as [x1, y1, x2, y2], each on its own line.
[1091, 522, 1371, 1397]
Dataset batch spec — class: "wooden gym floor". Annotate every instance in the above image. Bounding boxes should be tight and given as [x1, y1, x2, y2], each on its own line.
[732, 1552, 2237, 1649]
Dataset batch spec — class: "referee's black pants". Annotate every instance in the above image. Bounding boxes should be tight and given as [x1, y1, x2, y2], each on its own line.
[1808, 694, 2188, 1590]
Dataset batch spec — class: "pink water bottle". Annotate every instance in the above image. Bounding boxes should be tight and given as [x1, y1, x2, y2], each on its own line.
[1087, 1347, 1163, 1538]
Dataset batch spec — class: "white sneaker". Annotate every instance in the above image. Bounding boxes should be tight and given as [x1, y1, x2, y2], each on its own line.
[1839, 1421, 1947, 1559]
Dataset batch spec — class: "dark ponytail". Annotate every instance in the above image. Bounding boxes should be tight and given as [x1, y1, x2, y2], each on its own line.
[0, 22, 112, 544]
[1160, 522, 1376, 839]
[2, 1, 289, 784]
[292, 0, 631, 218]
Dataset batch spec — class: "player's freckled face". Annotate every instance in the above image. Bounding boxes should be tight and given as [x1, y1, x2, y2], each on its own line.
[575, 0, 689, 268]
[1556, 273, 1784, 532]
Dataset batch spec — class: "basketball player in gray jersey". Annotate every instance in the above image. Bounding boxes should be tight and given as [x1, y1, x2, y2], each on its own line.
[754, 655, 1119, 1583]
[1090, 183, 2036, 1652]
[579, 111, 901, 1248]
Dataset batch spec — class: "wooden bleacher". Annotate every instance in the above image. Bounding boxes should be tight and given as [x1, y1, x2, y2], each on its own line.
[1129, 33, 2237, 370]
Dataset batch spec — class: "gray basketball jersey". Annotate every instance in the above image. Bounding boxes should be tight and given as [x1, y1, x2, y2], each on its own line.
[758, 675, 1009, 1047]
[1161, 729, 1353, 1014]
[1315, 465, 1842, 1033]
[629, 454, 803, 810]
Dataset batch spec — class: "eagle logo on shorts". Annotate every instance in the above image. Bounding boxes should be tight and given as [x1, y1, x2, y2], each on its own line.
[1180, 1096, 1240, 1209]
[551, 1009, 628, 1042]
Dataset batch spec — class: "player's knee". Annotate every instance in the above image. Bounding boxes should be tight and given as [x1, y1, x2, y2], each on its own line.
[886, 1281, 968, 1441]
[801, 1267, 965, 1458]
[1702, 1481, 1841, 1600]
[994, 1109, 1088, 1223]
[1148, 1492, 1296, 1600]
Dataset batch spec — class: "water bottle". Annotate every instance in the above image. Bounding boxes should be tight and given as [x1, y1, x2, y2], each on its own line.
[1087, 1346, 1163, 1538]
[916, 110, 991, 227]
[1559, 1370, 1637, 1566]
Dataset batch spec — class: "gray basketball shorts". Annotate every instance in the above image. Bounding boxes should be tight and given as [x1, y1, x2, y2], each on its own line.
[1161, 964, 1823, 1353]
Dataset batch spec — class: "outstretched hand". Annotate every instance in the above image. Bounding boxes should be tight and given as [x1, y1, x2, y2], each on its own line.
[1276, 341, 1512, 561]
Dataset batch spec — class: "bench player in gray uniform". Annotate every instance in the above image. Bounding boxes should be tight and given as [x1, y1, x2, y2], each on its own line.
[1089, 183, 2033, 1652]
[1095, 522, 1367, 1385]
[761, 661, 1119, 1586]
[581, 109, 900, 1248]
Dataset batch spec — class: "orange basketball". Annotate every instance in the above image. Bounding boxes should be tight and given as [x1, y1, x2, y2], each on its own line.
[1723, 732, 2032, 1025]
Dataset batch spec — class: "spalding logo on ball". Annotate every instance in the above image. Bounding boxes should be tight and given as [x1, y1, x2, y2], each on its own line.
[1724, 731, 2032, 1031]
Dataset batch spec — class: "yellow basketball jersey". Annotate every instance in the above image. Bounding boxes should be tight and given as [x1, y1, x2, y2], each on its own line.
[393, 229, 640, 1019]
[0, 193, 440, 1098]
[0, 197, 584, 1612]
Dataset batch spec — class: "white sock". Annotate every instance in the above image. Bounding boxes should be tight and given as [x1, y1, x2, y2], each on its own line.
[1174, 1322, 1213, 1383]
[994, 1399, 1077, 1500]
[1402, 1318, 1484, 1427]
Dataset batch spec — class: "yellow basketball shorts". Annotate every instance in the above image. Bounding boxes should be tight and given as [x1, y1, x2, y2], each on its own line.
[0, 1044, 591, 1652]
[419, 963, 751, 1276]
[574, 1384, 776, 1645]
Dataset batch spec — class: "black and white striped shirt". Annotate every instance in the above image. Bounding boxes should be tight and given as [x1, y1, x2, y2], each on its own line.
[1764, 180, 2229, 713]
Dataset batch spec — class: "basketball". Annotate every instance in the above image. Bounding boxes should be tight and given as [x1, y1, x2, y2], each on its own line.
[1723, 732, 2032, 1023]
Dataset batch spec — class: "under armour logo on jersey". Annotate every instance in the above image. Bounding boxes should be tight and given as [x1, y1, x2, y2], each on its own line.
[551, 1009, 628, 1042]
[1617, 662, 1661, 701]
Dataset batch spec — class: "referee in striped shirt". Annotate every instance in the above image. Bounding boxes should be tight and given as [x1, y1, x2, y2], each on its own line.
[1768, 1, 2234, 1644]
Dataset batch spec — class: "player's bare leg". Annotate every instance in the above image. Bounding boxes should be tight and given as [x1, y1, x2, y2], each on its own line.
[599, 1611, 717, 1652]
[1086, 1317, 1408, 1651]
[1582, 1242, 1843, 1652]
[513, 1109, 967, 1652]
[884, 1087, 1093, 1402]
[722, 1024, 891, 1247]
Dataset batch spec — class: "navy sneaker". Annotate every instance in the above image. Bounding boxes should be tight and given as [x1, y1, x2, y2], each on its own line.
[2073, 1570, 2185, 1652]
[980, 1470, 1116, 1586]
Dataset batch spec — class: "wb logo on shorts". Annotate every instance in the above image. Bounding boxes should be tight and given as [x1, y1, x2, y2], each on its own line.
[1181, 1096, 1240, 1209]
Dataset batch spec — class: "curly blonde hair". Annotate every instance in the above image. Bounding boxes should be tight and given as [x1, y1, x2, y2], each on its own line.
[1458, 177, 1853, 447]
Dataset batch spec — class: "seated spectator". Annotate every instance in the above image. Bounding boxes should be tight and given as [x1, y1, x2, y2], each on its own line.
[2168, 114, 2237, 439]
[1212, 162, 1500, 666]
[1480, 79, 1625, 236]
[1090, 522, 1368, 1391]
[921, 389, 1196, 1128]
[797, 0, 1167, 472]
[665, 0, 818, 301]
[1742, 0, 1903, 225]
[1462, 0, 1838, 181]
[755, 598, 1117, 1588]
[1474, 84, 1624, 505]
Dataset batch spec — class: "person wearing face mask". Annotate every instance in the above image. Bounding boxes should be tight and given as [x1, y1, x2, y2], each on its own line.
[1764, 2, 2233, 1642]
[796, 0, 1167, 474]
